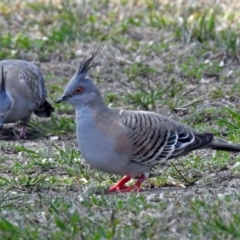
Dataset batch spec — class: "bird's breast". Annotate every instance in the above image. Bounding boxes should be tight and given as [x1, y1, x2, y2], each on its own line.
[77, 121, 115, 165]
[4, 92, 36, 123]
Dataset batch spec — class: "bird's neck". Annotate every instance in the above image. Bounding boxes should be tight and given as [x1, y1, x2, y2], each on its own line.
[75, 101, 108, 124]
[75, 104, 111, 146]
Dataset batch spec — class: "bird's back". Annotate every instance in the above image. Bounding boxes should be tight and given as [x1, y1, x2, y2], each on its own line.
[0, 59, 47, 107]
[0, 60, 53, 124]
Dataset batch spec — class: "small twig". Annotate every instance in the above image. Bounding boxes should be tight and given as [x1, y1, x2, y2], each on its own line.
[182, 85, 201, 97]
[174, 96, 210, 110]
[170, 161, 190, 184]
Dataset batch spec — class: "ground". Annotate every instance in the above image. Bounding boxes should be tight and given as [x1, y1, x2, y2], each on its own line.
[1, 0, 240, 239]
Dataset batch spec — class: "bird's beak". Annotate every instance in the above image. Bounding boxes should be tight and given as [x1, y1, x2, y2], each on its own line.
[56, 95, 69, 104]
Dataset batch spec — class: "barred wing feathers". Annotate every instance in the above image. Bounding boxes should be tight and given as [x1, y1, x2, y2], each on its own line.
[121, 111, 214, 165]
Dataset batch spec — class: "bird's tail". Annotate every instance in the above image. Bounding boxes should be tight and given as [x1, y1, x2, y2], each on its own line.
[34, 100, 54, 117]
[209, 137, 240, 152]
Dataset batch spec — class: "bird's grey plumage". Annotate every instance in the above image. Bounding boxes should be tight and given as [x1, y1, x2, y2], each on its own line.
[0, 60, 54, 138]
[56, 47, 240, 192]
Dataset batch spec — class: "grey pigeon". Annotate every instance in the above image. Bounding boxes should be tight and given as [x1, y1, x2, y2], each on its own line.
[57, 48, 240, 192]
[0, 60, 54, 139]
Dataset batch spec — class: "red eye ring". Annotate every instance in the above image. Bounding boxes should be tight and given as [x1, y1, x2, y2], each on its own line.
[75, 86, 85, 94]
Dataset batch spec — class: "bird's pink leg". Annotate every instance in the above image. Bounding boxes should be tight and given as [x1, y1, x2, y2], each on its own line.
[108, 174, 145, 193]
[18, 125, 26, 139]
[108, 175, 131, 192]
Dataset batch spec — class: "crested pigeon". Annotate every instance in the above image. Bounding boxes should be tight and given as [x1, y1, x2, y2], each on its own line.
[0, 60, 54, 139]
[57, 48, 240, 192]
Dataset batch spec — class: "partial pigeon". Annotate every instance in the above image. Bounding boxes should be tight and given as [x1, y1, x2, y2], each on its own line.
[56, 47, 240, 192]
[0, 60, 54, 139]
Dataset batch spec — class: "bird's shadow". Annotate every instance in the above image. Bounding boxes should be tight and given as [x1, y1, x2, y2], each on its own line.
[0, 126, 46, 141]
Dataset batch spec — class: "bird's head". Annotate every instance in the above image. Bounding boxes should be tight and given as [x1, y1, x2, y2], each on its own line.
[56, 45, 104, 109]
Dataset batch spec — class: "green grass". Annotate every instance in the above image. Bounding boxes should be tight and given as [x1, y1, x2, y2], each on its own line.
[1, 0, 240, 239]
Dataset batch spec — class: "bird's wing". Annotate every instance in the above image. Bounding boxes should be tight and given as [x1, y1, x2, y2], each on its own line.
[1, 60, 47, 107]
[120, 110, 213, 165]
[17, 62, 47, 106]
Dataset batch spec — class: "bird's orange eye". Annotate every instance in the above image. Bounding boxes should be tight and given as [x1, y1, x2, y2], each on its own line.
[74, 86, 85, 94]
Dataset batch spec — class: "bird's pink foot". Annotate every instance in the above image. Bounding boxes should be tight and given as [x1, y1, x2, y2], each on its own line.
[108, 174, 145, 193]
[115, 185, 142, 192]
[108, 175, 131, 192]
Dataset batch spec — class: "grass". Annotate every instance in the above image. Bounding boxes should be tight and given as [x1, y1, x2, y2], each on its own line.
[1, 0, 240, 239]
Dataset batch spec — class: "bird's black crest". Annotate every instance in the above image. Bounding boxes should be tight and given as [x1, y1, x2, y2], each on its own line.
[0, 66, 6, 93]
[78, 43, 104, 75]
